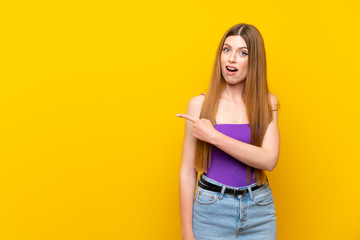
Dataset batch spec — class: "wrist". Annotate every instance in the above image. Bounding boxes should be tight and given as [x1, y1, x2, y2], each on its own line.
[181, 229, 194, 238]
[209, 130, 220, 145]
[182, 233, 195, 240]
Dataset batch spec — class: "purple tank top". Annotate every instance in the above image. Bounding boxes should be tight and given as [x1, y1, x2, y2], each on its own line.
[200, 93, 256, 187]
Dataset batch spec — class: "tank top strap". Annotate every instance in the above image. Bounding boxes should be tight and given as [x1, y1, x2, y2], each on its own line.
[200, 93, 205, 96]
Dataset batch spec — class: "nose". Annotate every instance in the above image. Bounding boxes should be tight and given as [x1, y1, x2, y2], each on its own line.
[229, 52, 237, 63]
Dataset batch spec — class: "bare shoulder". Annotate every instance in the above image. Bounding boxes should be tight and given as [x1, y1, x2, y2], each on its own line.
[268, 92, 280, 111]
[186, 94, 206, 118]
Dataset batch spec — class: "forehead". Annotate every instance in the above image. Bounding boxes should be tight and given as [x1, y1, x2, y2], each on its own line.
[223, 35, 247, 48]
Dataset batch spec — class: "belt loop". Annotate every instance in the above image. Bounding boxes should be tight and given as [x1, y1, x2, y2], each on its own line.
[219, 185, 226, 200]
[247, 185, 254, 200]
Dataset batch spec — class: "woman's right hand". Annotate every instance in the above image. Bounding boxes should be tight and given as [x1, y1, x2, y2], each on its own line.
[182, 235, 196, 240]
[182, 230, 195, 240]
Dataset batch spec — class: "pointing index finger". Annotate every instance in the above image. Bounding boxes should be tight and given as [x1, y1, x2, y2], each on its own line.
[176, 114, 196, 123]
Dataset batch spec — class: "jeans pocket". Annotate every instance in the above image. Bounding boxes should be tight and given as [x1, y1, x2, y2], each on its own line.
[195, 186, 220, 205]
[252, 185, 274, 206]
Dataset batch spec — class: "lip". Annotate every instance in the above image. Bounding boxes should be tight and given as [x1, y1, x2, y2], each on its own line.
[226, 65, 238, 70]
[224, 65, 238, 76]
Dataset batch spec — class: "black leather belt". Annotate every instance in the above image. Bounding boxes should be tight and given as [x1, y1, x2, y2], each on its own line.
[198, 174, 263, 196]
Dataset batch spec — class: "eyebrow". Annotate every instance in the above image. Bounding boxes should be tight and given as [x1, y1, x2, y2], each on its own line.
[223, 43, 247, 49]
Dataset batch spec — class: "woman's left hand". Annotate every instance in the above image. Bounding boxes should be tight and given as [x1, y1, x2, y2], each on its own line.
[176, 114, 218, 144]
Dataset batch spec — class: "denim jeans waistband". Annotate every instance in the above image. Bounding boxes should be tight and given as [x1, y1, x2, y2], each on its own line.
[198, 173, 270, 200]
[199, 173, 269, 190]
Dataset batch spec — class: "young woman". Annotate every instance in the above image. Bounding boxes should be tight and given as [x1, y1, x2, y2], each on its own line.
[177, 23, 280, 240]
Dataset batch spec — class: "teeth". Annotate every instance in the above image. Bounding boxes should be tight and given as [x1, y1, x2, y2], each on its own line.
[227, 66, 237, 70]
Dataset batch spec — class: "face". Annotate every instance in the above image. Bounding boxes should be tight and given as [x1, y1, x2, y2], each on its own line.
[220, 35, 248, 84]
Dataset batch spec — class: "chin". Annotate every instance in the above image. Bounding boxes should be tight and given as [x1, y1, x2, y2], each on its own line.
[224, 78, 246, 85]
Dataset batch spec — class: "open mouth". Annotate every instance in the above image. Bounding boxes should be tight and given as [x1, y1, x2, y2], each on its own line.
[226, 66, 238, 72]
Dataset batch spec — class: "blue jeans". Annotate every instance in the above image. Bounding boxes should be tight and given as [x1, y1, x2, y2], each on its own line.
[193, 173, 277, 240]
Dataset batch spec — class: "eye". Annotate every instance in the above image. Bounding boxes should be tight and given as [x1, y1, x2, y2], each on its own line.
[222, 47, 230, 52]
[240, 51, 248, 56]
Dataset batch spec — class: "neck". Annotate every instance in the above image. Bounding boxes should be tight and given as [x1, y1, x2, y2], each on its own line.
[223, 82, 245, 103]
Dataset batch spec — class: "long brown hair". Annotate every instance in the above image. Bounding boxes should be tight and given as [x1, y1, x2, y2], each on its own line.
[194, 23, 280, 186]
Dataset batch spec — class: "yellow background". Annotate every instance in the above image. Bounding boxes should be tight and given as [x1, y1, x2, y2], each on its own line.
[1, 0, 359, 239]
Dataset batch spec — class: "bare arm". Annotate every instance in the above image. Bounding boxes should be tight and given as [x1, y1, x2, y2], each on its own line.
[179, 95, 204, 239]
[209, 93, 280, 171]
